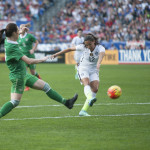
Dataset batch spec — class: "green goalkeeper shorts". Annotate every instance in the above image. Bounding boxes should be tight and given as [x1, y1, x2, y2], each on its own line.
[10, 73, 38, 94]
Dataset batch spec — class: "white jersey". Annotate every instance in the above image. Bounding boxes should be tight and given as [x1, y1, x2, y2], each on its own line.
[76, 44, 105, 70]
[71, 36, 84, 46]
[71, 36, 84, 63]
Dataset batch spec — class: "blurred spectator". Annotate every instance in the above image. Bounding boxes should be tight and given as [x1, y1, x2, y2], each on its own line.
[108, 44, 117, 50]
[0, 0, 54, 21]
[146, 31, 150, 41]
[119, 44, 124, 50]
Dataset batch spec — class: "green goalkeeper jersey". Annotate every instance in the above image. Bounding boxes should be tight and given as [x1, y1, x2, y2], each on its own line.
[18, 32, 36, 57]
[5, 39, 26, 79]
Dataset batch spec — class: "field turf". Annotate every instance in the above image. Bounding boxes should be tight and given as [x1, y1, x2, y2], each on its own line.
[0, 63, 150, 150]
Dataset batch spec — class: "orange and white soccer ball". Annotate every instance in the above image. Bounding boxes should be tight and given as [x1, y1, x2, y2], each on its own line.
[107, 85, 122, 99]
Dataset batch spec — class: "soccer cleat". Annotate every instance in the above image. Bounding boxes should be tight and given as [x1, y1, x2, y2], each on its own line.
[79, 110, 90, 116]
[65, 94, 78, 109]
[89, 98, 97, 107]
[24, 86, 30, 91]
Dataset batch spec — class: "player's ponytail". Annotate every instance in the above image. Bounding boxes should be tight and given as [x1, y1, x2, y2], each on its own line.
[0, 29, 6, 43]
[0, 23, 18, 43]
[84, 33, 99, 45]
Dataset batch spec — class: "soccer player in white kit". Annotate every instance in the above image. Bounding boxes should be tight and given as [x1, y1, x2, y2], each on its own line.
[51, 33, 105, 116]
[71, 28, 84, 79]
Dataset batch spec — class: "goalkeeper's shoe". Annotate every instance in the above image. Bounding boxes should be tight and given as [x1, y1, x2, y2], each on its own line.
[65, 94, 78, 109]
[79, 110, 90, 116]
[37, 74, 41, 79]
[24, 86, 30, 91]
[89, 98, 97, 107]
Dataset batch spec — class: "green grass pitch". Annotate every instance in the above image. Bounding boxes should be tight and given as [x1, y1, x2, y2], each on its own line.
[0, 63, 150, 150]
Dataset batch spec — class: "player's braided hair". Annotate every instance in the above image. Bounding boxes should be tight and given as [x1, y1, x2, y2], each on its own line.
[0, 23, 18, 42]
[84, 33, 99, 45]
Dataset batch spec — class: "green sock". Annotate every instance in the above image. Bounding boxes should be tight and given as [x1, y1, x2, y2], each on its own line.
[46, 89, 66, 104]
[0, 101, 14, 118]
[82, 99, 90, 112]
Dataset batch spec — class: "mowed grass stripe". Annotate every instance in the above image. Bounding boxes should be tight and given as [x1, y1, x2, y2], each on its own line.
[2, 113, 150, 121]
[12, 102, 150, 109]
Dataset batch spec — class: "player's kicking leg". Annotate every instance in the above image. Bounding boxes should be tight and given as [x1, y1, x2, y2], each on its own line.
[31, 78, 78, 109]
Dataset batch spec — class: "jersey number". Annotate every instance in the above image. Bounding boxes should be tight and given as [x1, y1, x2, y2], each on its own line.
[89, 56, 95, 62]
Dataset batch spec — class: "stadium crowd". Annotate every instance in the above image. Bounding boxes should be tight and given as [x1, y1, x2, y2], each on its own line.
[0, 0, 150, 50]
[34, 0, 150, 50]
[0, 0, 54, 21]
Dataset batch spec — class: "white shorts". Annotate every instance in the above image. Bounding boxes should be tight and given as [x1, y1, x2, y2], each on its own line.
[78, 68, 99, 82]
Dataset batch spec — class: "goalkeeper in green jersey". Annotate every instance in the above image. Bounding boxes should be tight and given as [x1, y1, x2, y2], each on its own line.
[0, 23, 78, 119]
[18, 23, 41, 91]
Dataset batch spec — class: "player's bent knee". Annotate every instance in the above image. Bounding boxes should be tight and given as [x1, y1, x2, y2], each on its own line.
[10, 100, 20, 107]
[42, 82, 51, 93]
[93, 88, 98, 93]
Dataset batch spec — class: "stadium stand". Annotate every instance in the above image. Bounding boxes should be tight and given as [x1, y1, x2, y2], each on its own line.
[34, 0, 150, 50]
[0, 0, 54, 51]
[0, 0, 150, 51]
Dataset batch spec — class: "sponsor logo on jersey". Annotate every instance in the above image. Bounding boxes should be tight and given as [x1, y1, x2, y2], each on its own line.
[90, 53, 93, 56]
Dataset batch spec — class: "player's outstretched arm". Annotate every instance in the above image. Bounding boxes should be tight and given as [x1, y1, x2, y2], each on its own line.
[97, 52, 105, 70]
[19, 27, 29, 34]
[21, 55, 49, 64]
[30, 40, 39, 54]
[20, 23, 31, 29]
[24, 22, 31, 27]
[51, 47, 76, 59]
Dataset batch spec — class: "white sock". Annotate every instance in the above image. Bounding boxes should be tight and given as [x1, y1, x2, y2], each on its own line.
[92, 92, 96, 98]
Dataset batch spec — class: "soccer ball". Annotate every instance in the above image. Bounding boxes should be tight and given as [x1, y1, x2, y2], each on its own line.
[107, 85, 122, 99]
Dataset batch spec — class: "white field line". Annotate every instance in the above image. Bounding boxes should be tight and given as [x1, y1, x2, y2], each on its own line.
[15, 102, 150, 109]
[2, 113, 150, 121]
